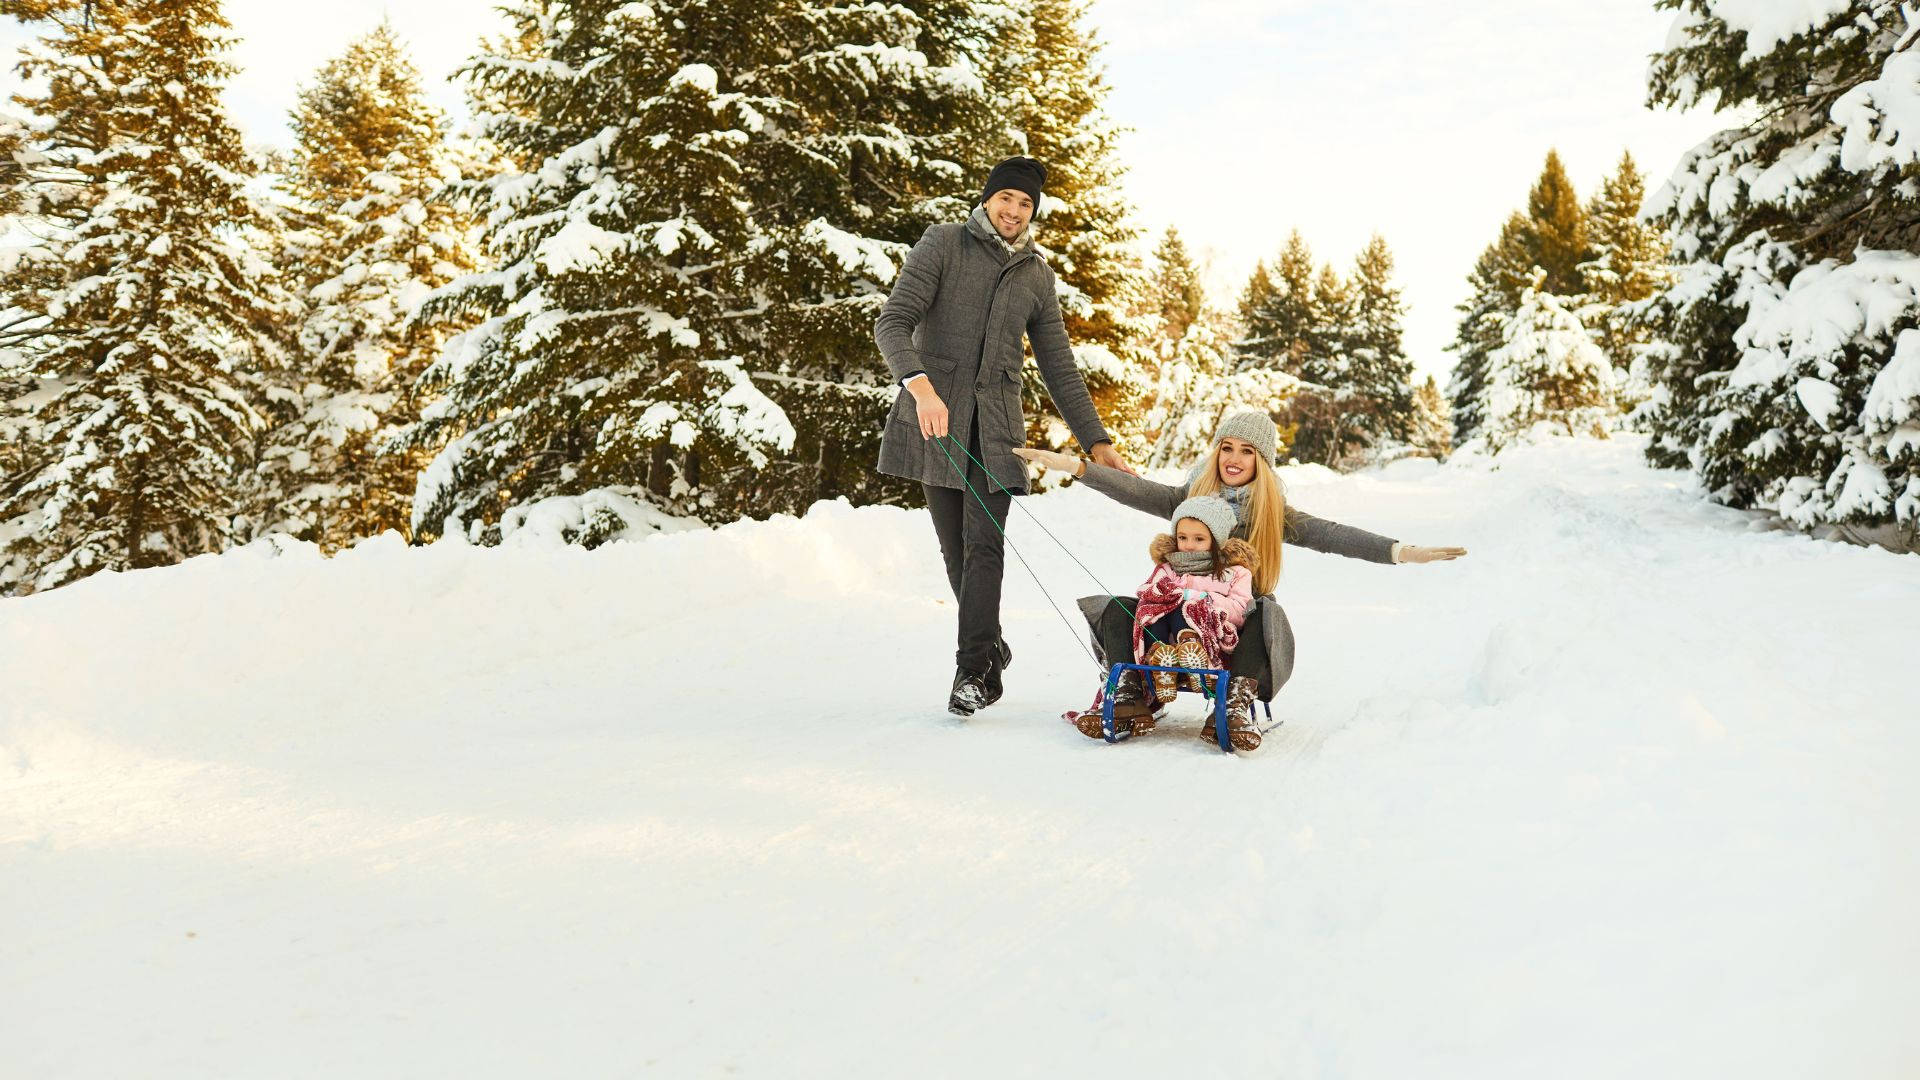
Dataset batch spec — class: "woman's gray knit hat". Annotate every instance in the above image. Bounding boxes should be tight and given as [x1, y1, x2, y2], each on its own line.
[1214, 411, 1279, 466]
[1170, 495, 1237, 547]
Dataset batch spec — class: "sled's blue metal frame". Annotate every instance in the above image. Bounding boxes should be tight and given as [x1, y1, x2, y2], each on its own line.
[1101, 662, 1273, 752]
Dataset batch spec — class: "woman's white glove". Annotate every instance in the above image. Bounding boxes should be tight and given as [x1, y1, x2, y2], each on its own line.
[1010, 446, 1084, 477]
[1398, 544, 1467, 563]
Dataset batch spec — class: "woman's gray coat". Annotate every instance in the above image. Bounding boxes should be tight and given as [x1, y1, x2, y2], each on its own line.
[873, 212, 1109, 495]
[1073, 462, 1399, 696]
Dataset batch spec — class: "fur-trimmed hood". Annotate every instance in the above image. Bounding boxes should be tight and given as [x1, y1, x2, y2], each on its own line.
[1147, 534, 1259, 572]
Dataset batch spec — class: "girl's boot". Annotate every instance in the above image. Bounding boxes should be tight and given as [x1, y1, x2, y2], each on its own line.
[1145, 642, 1181, 703]
[1175, 629, 1209, 692]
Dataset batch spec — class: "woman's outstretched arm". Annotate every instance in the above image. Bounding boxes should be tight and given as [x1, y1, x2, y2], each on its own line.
[1284, 506, 1467, 564]
[1011, 447, 1189, 519]
[1283, 506, 1399, 563]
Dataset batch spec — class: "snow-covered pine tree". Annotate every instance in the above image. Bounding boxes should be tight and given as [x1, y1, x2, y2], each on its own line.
[1480, 278, 1615, 451]
[725, 0, 1020, 518]
[1641, 0, 1920, 546]
[0, 109, 45, 572]
[405, 0, 793, 542]
[258, 23, 478, 550]
[1236, 230, 1316, 371]
[1149, 225, 1206, 343]
[1409, 374, 1453, 460]
[1006, 0, 1154, 462]
[0, 0, 290, 594]
[0, 109, 24, 217]
[1279, 262, 1358, 465]
[1446, 153, 1595, 447]
[1347, 234, 1416, 440]
[1136, 225, 1225, 466]
[1447, 213, 1541, 444]
[1234, 258, 1276, 360]
[1578, 151, 1669, 417]
[1268, 237, 1412, 469]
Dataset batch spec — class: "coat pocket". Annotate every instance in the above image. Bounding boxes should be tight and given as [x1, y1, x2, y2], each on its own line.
[999, 365, 1026, 428]
[914, 349, 962, 374]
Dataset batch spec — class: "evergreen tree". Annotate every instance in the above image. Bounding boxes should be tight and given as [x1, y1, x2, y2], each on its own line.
[0, 110, 24, 217]
[1137, 225, 1228, 467]
[413, 0, 1031, 535]
[1267, 235, 1415, 468]
[260, 23, 478, 549]
[727, 0, 1024, 517]
[1409, 374, 1453, 460]
[1244, 230, 1318, 372]
[0, 0, 290, 594]
[1149, 226, 1206, 342]
[1642, 0, 1920, 542]
[1579, 151, 1670, 415]
[1345, 234, 1415, 440]
[1527, 149, 1588, 296]
[1446, 212, 1540, 443]
[1276, 262, 1355, 465]
[405, 1, 790, 541]
[1446, 153, 1598, 446]
[1234, 258, 1276, 357]
[1007, 0, 1154, 463]
[1481, 279, 1614, 451]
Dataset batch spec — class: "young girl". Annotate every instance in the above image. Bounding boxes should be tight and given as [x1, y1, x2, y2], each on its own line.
[1016, 411, 1467, 752]
[1067, 496, 1259, 744]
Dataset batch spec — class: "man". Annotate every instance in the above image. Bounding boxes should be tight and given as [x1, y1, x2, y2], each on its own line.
[873, 155, 1132, 716]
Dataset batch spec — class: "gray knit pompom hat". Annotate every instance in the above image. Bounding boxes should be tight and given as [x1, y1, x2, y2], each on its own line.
[1213, 411, 1279, 466]
[1169, 495, 1237, 548]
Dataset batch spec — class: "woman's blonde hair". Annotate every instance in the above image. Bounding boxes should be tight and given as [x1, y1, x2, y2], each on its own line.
[1189, 444, 1285, 595]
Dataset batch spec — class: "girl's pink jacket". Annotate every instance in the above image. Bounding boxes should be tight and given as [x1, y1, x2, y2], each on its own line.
[1139, 562, 1256, 631]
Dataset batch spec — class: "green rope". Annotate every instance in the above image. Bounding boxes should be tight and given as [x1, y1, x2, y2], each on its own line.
[943, 435, 1170, 651]
[930, 434, 1099, 667]
[945, 436, 1228, 701]
[929, 432, 1222, 702]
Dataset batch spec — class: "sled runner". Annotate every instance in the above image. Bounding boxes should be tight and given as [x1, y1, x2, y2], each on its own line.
[1100, 661, 1274, 752]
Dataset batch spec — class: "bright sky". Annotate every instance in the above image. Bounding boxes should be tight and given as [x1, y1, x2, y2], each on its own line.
[2, 1, 1729, 380]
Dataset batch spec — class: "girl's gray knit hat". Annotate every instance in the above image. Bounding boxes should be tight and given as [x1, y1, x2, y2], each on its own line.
[1170, 495, 1237, 546]
[1214, 411, 1279, 466]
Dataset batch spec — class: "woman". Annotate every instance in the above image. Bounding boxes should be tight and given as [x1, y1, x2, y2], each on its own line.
[1014, 411, 1466, 749]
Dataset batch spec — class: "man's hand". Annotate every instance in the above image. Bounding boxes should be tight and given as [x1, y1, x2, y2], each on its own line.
[1399, 545, 1467, 564]
[908, 379, 949, 440]
[1089, 441, 1135, 476]
[1010, 446, 1083, 476]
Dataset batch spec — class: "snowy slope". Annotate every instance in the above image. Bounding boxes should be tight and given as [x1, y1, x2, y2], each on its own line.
[4, 435, 1916, 1079]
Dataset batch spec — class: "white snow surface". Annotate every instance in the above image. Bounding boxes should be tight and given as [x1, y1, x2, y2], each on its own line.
[4, 436, 1917, 1078]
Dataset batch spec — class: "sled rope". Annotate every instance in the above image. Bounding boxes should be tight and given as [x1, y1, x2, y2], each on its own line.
[932, 433, 1217, 704]
[940, 434, 1175, 654]
[931, 434, 1100, 666]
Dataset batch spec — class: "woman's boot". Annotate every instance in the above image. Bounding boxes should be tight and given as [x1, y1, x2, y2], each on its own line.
[1073, 669, 1153, 740]
[1202, 675, 1262, 751]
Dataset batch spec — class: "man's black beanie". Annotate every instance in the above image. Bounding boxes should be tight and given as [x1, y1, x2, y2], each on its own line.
[981, 156, 1046, 208]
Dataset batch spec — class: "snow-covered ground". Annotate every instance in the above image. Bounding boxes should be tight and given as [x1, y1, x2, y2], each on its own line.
[4, 435, 1916, 1078]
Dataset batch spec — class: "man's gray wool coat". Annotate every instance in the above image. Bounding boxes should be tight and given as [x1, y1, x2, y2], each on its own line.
[873, 211, 1109, 495]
